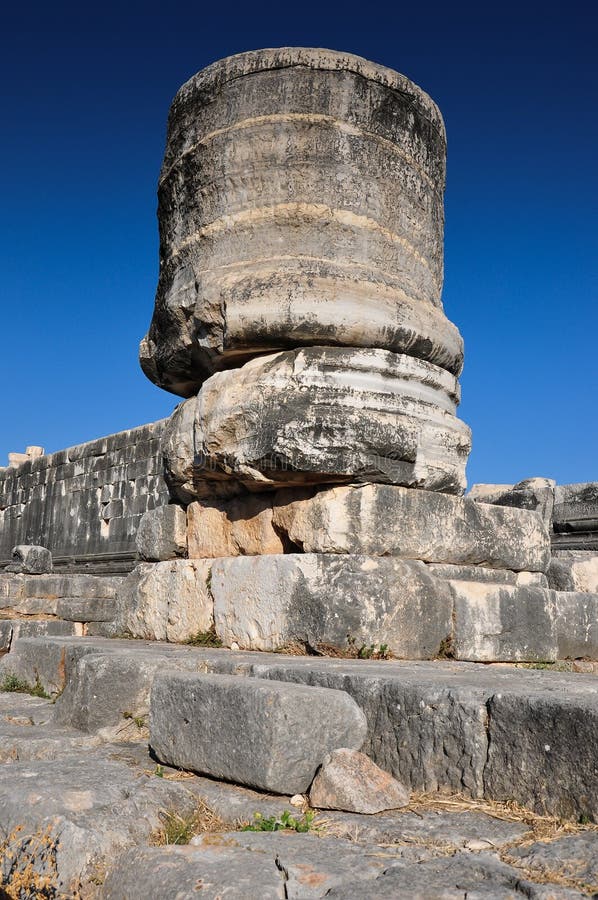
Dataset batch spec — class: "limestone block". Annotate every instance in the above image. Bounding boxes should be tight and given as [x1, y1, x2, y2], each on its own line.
[135, 504, 187, 561]
[211, 554, 453, 658]
[140, 48, 463, 397]
[5, 545, 53, 575]
[309, 749, 410, 813]
[116, 560, 213, 642]
[272, 483, 550, 572]
[149, 671, 367, 793]
[451, 581, 557, 662]
[469, 478, 556, 530]
[551, 590, 598, 659]
[426, 564, 547, 587]
[548, 553, 598, 593]
[187, 495, 284, 558]
[164, 347, 471, 500]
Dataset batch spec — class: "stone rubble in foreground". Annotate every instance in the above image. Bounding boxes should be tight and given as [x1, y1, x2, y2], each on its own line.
[0, 649, 597, 899]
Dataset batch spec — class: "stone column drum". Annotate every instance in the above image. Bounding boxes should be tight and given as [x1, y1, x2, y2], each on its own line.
[140, 48, 464, 397]
[142, 48, 471, 497]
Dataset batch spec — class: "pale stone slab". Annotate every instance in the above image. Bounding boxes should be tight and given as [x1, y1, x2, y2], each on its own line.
[150, 671, 367, 793]
[451, 581, 557, 662]
[164, 348, 471, 500]
[6, 545, 53, 574]
[115, 560, 213, 642]
[211, 553, 453, 657]
[272, 483, 550, 572]
[135, 504, 187, 561]
[427, 563, 547, 587]
[187, 495, 284, 558]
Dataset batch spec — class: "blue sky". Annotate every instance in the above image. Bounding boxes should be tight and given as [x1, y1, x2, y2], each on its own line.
[1, 1, 596, 487]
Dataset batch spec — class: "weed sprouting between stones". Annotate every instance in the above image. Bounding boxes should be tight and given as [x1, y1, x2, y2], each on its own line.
[0, 673, 50, 699]
[184, 626, 222, 648]
[242, 810, 316, 833]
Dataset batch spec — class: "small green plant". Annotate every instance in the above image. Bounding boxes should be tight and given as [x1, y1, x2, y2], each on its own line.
[123, 711, 147, 729]
[205, 569, 213, 593]
[154, 765, 165, 778]
[0, 673, 50, 699]
[347, 635, 392, 660]
[184, 626, 222, 648]
[242, 810, 316, 833]
[436, 636, 455, 660]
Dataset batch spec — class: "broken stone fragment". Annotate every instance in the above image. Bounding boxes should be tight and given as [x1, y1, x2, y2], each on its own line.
[5, 545, 53, 575]
[309, 748, 410, 814]
[135, 504, 187, 561]
[115, 560, 213, 642]
[272, 482, 550, 572]
[140, 47, 463, 397]
[149, 672, 367, 794]
[163, 347, 471, 501]
[187, 495, 284, 558]
[468, 478, 556, 530]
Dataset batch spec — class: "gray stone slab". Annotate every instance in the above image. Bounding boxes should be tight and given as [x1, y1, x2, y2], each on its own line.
[212, 553, 453, 658]
[552, 591, 598, 659]
[548, 555, 598, 593]
[135, 504, 187, 561]
[427, 563, 548, 587]
[150, 672, 367, 794]
[509, 832, 598, 886]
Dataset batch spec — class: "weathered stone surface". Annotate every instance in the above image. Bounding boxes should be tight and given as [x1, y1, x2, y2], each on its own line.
[187, 495, 284, 558]
[136, 504, 187, 561]
[165, 348, 471, 500]
[325, 853, 583, 899]
[485, 685, 598, 821]
[0, 421, 169, 572]
[0, 693, 101, 762]
[211, 554, 453, 657]
[469, 478, 556, 530]
[552, 482, 598, 551]
[548, 553, 598, 592]
[427, 563, 548, 587]
[309, 749, 410, 813]
[140, 48, 463, 399]
[451, 581, 557, 662]
[509, 833, 598, 886]
[3, 637, 598, 819]
[272, 483, 550, 571]
[6, 544, 53, 574]
[150, 671, 367, 793]
[551, 590, 598, 659]
[115, 560, 213, 642]
[0, 617, 79, 651]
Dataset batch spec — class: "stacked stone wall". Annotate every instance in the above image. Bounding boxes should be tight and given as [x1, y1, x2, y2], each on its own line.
[0, 420, 169, 571]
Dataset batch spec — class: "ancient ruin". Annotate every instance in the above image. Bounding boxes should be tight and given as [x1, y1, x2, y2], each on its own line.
[1, 49, 597, 898]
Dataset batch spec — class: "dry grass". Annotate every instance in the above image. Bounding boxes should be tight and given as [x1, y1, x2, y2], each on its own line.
[275, 639, 394, 660]
[150, 799, 240, 846]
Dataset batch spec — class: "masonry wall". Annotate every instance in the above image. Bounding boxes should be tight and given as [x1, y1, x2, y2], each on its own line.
[0, 420, 169, 572]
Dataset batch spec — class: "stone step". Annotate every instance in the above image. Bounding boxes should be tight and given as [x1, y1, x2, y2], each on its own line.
[0, 618, 80, 652]
[2, 689, 586, 898]
[1, 636, 597, 821]
[0, 572, 124, 602]
[0, 596, 116, 622]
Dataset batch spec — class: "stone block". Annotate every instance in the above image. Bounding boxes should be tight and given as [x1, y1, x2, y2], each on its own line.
[309, 749, 410, 813]
[272, 483, 550, 572]
[187, 495, 284, 558]
[115, 560, 213, 642]
[164, 348, 471, 501]
[135, 504, 187, 561]
[211, 553, 453, 658]
[548, 553, 598, 592]
[426, 563, 547, 587]
[140, 48, 462, 398]
[5, 545, 53, 574]
[450, 581, 557, 662]
[552, 590, 598, 659]
[149, 671, 367, 793]
[469, 478, 556, 529]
